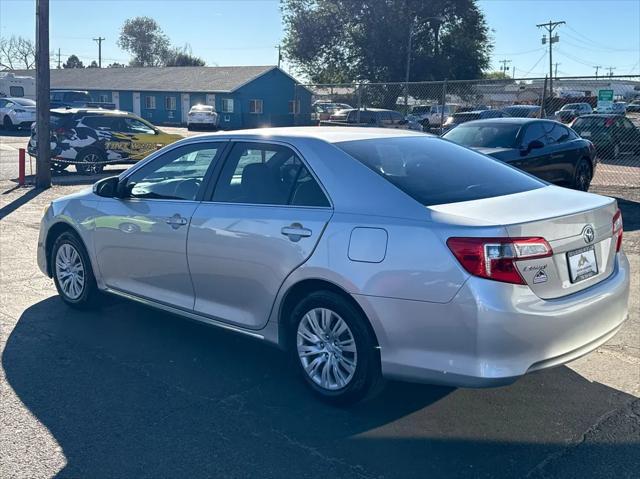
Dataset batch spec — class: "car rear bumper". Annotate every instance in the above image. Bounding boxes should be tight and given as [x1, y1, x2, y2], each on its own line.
[354, 251, 630, 387]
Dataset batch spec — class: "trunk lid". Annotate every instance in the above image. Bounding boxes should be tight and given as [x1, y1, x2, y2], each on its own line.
[430, 185, 619, 299]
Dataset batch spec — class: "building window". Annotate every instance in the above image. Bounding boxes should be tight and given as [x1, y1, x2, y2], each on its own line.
[249, 99, 263, 114]
[288, 100, 300, 114]
[9, 86, 24, 97]
[145, 96, 156, 109]
[221, 98, 234, 113]
[165, 96, 177, 111]
[98, 94, 109, 103]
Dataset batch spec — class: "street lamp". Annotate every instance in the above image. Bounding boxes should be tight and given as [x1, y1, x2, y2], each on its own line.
[404, 15, 445, 111]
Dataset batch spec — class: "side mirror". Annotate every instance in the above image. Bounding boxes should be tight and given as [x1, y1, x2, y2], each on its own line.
[93, 176, 120, 197]
[522, 139, 544, 155]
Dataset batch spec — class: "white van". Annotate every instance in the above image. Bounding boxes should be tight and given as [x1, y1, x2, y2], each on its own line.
[0, 73, 36, 100]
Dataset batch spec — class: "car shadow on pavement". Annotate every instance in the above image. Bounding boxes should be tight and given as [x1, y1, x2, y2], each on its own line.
[3, 296, 639, 478]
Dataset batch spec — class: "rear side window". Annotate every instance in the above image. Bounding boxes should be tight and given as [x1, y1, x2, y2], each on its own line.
[336, 137, 544, 206]
[81, 116, 118, 129]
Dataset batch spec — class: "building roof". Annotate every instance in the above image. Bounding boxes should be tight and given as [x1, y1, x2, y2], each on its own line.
[14, 66, 279, 93]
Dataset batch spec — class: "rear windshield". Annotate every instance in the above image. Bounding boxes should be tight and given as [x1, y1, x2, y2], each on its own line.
[191, 105, 213, 112]
[442, 123, 522, 148]
[336, 136, 544, 206]
[572, 117, 611, 128]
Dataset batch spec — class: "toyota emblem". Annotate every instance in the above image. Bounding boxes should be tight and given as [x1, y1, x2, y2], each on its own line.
[582, 225, 595, 244]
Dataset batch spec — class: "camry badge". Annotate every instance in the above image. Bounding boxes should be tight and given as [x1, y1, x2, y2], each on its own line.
[582, 225, 595, 244]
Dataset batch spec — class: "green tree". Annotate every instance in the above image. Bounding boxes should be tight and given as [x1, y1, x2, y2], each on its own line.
[62, 54, 84, 69]
[88, 60, 99, 68]
[164, 45, 205, 66]
[483, 70, 511, 80]
[282, 0, 492, 85]
[118, 16, 169, 67]
[107, 62, 125, 68]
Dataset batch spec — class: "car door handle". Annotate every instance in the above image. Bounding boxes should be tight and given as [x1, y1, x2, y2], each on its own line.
[281, 224, 312, 241]
[165, 214, 188, 229]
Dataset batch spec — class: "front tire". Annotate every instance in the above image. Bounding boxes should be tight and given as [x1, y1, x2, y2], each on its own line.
[75, 149, 105, 175]
[289, 291, 381, 405]
[51, 232, 101, 309]
[3, 116, 14, 131]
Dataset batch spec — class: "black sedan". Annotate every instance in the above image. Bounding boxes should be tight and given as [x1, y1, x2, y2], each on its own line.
[570, 114, 640, 159]
[442, 118, 597, 191]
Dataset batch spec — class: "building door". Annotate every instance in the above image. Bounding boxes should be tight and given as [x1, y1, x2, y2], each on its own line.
[133, 92, 141, 116]
[181, 93, 190, 124]
[111, 91, 120, 110]
[206, 94, 216, 108]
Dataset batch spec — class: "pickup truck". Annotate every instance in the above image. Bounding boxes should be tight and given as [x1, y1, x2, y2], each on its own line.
[50, 90, 116, 109]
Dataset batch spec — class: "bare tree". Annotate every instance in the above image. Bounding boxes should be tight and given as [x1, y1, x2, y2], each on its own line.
[0, 36, 36, 70]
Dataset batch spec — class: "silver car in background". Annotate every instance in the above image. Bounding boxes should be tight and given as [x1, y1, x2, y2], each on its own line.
[37, 127, 630, 404]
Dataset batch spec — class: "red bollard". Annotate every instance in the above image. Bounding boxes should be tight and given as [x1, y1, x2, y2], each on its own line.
[18, 148, 26, 186]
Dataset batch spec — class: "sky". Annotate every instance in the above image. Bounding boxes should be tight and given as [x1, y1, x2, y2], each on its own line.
[1, 0, 639, 79]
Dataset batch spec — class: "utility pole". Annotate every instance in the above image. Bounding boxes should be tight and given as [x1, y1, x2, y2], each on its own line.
[554, 62, 560, 79]
[36, 0, 51, 188]
[499, 59, 512, 77]
[606, 66, 616, 78]
[56, 48, 61, 69]
[276, 44, 282, 69]
[93, 36, 105, 68]
[537, 20, 565, 98]
[593, 65, 602, 79]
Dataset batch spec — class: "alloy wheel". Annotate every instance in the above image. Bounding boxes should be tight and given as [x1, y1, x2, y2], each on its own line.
[55, 243, 85, 300]
[296, 307, 358, 391]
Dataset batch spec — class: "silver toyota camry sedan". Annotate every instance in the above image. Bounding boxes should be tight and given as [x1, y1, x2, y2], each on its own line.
[37, 127, 630, 404]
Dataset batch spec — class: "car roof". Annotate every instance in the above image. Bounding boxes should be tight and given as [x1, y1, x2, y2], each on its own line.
[576, 113, 624, 118]
[452, 117, 547, 126]
[50, 107, 133, 116]
[189, 126, 429, 144]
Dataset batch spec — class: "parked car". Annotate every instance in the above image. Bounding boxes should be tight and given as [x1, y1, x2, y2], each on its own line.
[411, 104, 459, 129]
[626, 103, 640, 113]
[554, 103, 593, 123]
[571, 114, 640, 159]
[594, 102, 627, 115]
[38, 127, 629, 404]
[443, 118, 597, 191]
[324, 108, 419, 130]
[311, 102, 353, 122]
[0, 97, 36, 130]
[50, 90, 116, 109]
[501, 105, 542, 118]
[187, 104, 219, 130]
[442, 109, 509, 132]
[28, 108, 182, 175]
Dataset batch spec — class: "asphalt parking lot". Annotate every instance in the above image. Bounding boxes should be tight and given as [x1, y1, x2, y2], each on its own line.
[0, 130, 639, 478]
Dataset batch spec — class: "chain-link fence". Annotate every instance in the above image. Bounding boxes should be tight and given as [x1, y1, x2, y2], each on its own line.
[295, 75, 640, 187]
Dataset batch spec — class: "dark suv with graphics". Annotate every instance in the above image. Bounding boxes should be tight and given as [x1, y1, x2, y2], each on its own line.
[28, 109, 182, 175]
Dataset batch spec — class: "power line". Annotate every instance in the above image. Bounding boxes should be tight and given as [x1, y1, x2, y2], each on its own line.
[606, 66, 617, 77]
[521, 50, 547, 78]
[565, 25, 637, 52]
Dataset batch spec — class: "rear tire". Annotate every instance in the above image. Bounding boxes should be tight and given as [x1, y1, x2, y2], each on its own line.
[573, 159, 592, 191]
[3, 116, 14, 131]
[289, 291, 382, 405]
[75, 149, 105, 175]
[51, 231, 102, 309]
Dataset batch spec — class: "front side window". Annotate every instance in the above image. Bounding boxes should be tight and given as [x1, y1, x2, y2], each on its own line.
[123, 117, 156, 135]
[9, 86, 24, 97]
[145, 96, 156, 109]
[519, 122, 547, 147]
[221, 98, 234, 113]
[336, 136, 544, 206]
[81, 116, 119, 130]
[212, 142, 329, 207]
[126, 144, 221, 201]
[249, 99, 263, 114]
[165, 96, 176, 111]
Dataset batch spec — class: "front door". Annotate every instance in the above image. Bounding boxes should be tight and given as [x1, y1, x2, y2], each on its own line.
[111, 91, 120, 110]
[188, 141, 333, 329]
[133, 92, 141, 116]
[94, 142, 224, 309]
[511, 121, 553, 181]
[181, 93, 190, 124]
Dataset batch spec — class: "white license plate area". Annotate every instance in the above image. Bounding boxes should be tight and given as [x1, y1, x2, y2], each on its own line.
[567, 245, 598, 283]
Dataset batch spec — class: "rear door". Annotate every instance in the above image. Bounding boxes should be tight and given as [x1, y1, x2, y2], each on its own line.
[511, 121, 554, 181]
[187, 141, 333, 329]
[616, 117, 640, 154]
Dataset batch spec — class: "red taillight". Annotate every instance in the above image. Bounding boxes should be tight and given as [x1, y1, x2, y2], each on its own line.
[613, 209, 623, 252]
[446, 237, 553, 285]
